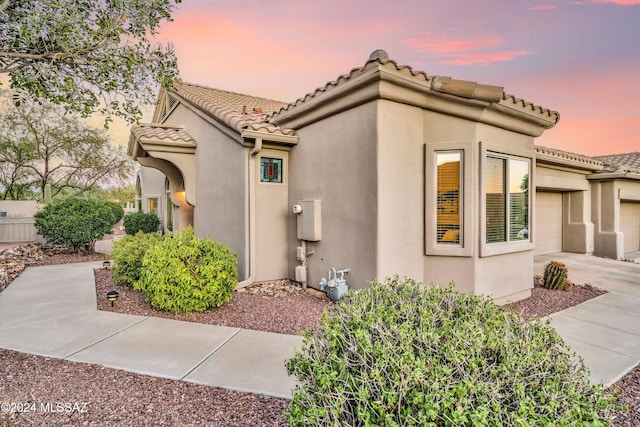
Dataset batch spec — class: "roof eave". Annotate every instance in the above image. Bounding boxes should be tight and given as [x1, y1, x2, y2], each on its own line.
[588, 171, 640, 181]
[535, 149, 603, 172]
[241, 129, 299, 146]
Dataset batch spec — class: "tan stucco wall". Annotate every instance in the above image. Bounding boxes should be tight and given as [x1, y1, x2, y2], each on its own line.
[287, 102, 378, 290]
[591, 180, 621, 259]
[591, 179, 640, 259]
[536, 166, 590, 192]
[0, 200, 39, 218]
[166, 104, 249, 278]
[375, 100, 425, 282]
[423, 232, 534, 304]
[535, 164, 594, 254]
[285, 94, 541, 301]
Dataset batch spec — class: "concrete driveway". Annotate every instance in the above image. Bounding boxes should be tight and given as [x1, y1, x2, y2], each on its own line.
[534, 253, 640, 386]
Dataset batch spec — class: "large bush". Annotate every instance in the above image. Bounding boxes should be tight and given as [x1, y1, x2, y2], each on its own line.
[112, 232, 161, 286]
[123, 211, 160, 234]
[104, 200, 125, 224]
[135, 227, 237, 312]
[34, 198, 115, 251]
[286, 277, 615, 426]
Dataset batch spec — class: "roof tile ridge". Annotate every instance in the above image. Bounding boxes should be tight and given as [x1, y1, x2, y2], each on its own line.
[593, 151, 640, 159]
[502, 93, 560, 122]
[535, 145, 603, 165]
[175, 81, 287, 105]
[268, 54, 430, 122]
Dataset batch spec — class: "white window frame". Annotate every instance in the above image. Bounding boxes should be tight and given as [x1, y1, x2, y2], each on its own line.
[425, 142, 473, 257]
[480, 147, 533, 257]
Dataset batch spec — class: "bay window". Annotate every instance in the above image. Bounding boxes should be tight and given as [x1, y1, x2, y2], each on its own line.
[485, 155, 530, 244]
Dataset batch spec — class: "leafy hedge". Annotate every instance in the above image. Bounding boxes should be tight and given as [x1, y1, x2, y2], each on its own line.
[123, 211, 160, 234]
[112, 232, 161, 286]
[286, 277, 615, 426]
[34, 198, 115, 251]
[104, 200, 125, 224]
[135, 227, 237, 312]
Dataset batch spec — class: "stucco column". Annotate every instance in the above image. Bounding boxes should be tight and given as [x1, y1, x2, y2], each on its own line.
[592, 181, 624, 259]
[563, 190, 594, 253]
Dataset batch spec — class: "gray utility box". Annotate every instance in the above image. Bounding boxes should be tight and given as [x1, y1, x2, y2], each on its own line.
[296, 200, 321, 241]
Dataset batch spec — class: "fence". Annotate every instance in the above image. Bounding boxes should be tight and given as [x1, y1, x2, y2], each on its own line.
[0, 217, 39, 243]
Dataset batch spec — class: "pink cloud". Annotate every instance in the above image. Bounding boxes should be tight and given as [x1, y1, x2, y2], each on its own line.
[442, 51, 529, 65]
[529, 4, 558, 10]
[405, 32, 504, 54]
[405, 32, 528, 65]
[591, 0, 640, 4]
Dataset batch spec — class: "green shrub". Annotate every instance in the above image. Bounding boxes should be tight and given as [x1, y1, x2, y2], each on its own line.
[286, 277, 615, 426]
[112, 232, 161, 286]
[123, 211, 160, 234]
[135, 226, 238, 312]
[34, 198, 115, 251]
[104, 200, 125, 224]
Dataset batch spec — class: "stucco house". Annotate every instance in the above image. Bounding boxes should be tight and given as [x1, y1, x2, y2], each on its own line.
[129, 50, 639, 303]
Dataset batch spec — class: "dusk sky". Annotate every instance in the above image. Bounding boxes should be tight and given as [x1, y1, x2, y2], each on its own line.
[150, 0, 640, 156]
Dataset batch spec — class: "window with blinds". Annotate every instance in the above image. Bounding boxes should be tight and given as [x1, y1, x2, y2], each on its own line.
[509, 159, 529, 241]
[485, 155, 530, 244]
[436, 151, 462, 245]
[486, 157, 506, 243]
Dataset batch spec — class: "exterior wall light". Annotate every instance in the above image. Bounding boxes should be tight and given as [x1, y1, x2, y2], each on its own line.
[106, 290, 119, 307]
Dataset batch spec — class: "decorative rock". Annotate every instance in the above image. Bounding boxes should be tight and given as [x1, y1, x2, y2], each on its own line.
[306, 288, 328, 300]
[244, 279, 304, 298]
[0, 242, 90, 292]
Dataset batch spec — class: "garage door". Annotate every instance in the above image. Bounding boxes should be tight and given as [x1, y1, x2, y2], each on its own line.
[535, 192, 563, 255]
[621, 202, 640, 253]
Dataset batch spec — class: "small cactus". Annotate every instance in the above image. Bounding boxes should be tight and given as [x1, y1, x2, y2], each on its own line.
[543, 261, 571, 291]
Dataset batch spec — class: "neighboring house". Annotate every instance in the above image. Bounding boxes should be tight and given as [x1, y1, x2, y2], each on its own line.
[128, 50, 639, 303]
[590, 152, 640, 259]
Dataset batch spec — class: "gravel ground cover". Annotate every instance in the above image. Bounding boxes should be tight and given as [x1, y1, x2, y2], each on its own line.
[509, 275, 609, 319]
[95, 269, 332, 335]
[1, 250, 638, 426]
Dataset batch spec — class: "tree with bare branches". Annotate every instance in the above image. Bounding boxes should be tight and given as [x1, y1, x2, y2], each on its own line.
[0, 95, 134, 201]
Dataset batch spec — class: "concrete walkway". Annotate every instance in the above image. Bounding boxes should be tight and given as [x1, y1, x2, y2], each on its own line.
[0, 262, 302, 399]
[0, 254, 638, 399]
[535, 253, 640, 386]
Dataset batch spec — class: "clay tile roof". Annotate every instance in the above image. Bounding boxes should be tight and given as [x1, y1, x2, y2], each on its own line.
[269, 50, 558, 124]
[269, 52, 430, 120]
[172, 83, 295, 136]
[131, 123, 196, 144]
[535, 145, 603, 170]
[593, 152, 640, 174]
[501, 93, 560, 124]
